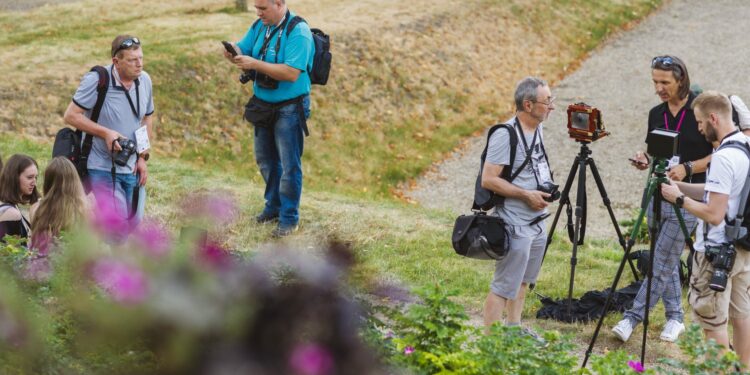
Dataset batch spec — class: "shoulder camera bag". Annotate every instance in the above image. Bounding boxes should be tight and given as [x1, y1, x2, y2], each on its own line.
[52, 65, 109, 192]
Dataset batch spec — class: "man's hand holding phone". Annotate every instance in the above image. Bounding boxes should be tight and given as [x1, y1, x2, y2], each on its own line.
[629, 152, 650, 170]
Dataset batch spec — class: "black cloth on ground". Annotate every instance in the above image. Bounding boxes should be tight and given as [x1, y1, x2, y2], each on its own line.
[536, 280, 642, 323]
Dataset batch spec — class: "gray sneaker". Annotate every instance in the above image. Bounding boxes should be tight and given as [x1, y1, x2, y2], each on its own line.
[272, 224, 299, 238]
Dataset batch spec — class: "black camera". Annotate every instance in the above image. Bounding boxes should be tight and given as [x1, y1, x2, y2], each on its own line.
[646, 129, 679, 160]
[538, 181, 561, 202]
[706, 244, 736, 292]
[114, 137, 137, 167]
[239, 70, 279, 89]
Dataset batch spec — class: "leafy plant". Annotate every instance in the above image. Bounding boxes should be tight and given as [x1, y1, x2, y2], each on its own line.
[657, 324, 747, 374]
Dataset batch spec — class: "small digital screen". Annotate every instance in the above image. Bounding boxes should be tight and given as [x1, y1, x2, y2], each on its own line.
[571, 112, 590, 130]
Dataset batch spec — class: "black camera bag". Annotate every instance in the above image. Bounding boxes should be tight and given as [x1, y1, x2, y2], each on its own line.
[452, 212, 509, 260]
[52, 65, 109, 192]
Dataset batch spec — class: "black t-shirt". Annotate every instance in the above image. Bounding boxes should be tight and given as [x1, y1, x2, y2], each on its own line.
[646, 92, 713, 183]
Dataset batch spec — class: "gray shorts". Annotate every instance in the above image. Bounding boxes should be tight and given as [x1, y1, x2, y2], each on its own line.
[490, 223, 546, 299]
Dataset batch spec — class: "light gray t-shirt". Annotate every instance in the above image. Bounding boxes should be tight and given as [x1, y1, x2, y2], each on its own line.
[72, 65, 154, 173]
[486, 117, 551, 225]
[694, 132, 750, 251]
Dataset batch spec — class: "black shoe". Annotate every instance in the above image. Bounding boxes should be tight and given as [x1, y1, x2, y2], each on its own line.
[256, 212, 279, 224]
[271, 224, 298, 238]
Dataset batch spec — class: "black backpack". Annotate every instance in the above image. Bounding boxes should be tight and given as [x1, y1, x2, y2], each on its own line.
[287, 16, 331, 85]
[719, 140, 750, 249]
[52, 65, 109, 190]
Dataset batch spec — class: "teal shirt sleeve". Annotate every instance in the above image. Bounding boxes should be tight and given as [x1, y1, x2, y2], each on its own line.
[236, 22, 261, 56]
[283, 22, 313, 71]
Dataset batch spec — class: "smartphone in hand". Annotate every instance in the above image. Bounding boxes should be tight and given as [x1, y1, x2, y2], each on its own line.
[628, 158, 648, 166]
[221, 41, 238, 57]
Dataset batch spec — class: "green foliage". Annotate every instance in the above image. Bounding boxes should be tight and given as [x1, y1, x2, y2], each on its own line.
[369, 284, 582, 375]
[657, 324, 747, 374]
[620, 209, 650, 243]
[588, 350, 654, 374]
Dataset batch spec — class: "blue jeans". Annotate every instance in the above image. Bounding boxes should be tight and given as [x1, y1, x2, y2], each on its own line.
[253, 95, 310, 227]
[88, 169, 144, 231]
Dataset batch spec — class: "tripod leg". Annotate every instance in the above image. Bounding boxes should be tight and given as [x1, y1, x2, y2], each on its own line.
[641, 185, 662, 364]
[541, 155, 580, 268]
[582, 177, 659, 368]
[568, 156, 587, 318]
[587, 158, 640, 281]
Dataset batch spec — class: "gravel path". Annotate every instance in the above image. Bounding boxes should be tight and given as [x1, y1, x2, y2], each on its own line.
[0, 0, 76, 11]
[406, 0, 750, 240]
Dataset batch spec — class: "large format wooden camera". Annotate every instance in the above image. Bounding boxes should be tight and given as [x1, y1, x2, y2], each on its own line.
[567, 102, 609, 142]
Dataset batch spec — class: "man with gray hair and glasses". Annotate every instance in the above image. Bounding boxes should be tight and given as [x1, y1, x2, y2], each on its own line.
[482, 77, 556, 333]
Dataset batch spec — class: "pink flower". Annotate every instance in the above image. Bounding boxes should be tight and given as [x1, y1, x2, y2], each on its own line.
[289, 343, 333, 375]
[132, 221, 172, 258]
[21, 257, 52, 282]
[90, 259, 149, 304]
[628, 360, 645, 373]
[404, 346, 415, 355]
[90, 192, 130, 240]
[196, 242, 233, 271]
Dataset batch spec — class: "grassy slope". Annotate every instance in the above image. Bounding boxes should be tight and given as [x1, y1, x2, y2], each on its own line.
[1, 0, 661, 198]
[0, 0, 677, 363]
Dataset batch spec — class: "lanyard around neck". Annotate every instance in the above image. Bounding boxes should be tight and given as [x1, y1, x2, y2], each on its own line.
[260, 11, 290, 62]
[664, 108, 686, 132]
[113, 67, 141, 119]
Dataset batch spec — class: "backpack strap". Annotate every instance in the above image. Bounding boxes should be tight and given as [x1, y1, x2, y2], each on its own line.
[80, 66, 109, 162]
[481, 123, 519, 182]
[717, 140, 750, 241]
[286, 15, 305, 37]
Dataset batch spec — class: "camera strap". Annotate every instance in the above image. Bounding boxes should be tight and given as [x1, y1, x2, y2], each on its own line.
[513, 118, 542, 186]
[112, 66, 141, 119]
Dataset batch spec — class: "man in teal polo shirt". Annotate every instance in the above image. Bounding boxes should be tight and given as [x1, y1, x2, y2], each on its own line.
[224, 0, 314, 237]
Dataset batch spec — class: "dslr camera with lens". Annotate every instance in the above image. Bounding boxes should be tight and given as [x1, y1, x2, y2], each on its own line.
[706, 244, 736, 292]
[114, 137, 137, 167]
[538, 181, 560, 202]
[239, 70, 279, 89]
[567, 102, 609, 143]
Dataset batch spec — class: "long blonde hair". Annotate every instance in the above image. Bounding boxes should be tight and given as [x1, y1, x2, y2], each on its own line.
[31, 157, 87, 238]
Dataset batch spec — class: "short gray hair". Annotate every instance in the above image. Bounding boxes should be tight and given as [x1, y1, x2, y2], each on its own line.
[514, 77, 548, 111]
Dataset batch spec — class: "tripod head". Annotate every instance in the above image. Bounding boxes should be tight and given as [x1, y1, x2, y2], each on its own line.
[650, 158, 671, 180]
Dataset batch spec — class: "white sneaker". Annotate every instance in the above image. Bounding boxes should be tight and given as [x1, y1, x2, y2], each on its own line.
[612, 319, 633, 342]
[660, 320, 685, 342]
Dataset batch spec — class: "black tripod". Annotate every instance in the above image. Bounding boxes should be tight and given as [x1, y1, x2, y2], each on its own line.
[582, 159, 695, 368]
[540, 141, 639, 317]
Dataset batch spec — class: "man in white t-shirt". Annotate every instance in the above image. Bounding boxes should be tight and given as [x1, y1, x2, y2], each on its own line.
[661, 91, 750, 367]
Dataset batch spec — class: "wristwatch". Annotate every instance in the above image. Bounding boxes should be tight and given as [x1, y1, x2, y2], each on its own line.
[683, 161, 693, 178]
[140, 152, 150, 162]
[675, 194, 685, 208]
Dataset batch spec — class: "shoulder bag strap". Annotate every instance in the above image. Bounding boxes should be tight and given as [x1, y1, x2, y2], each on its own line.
[81, 66, 109, 160]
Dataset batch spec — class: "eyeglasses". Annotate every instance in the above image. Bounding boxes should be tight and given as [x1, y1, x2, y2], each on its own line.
[112, 37, 141, 57]
[651, 56, 683, 75]
[531, 96, 556, 107]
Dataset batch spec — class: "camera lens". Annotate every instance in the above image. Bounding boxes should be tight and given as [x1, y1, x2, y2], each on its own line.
[709, 270, 728, 292]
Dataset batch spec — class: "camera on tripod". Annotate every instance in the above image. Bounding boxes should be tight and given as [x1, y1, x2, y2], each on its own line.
[538, 181, 560, 202]
[567, 102, 609, 142]
[239, 70, 279, 89]
[706, 243, 736, 292]
[646, 129, 679, 161]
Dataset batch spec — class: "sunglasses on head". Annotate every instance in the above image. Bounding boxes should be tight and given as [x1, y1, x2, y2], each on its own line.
[651, 56, 683, 74]
[112, 37, 141, 57]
